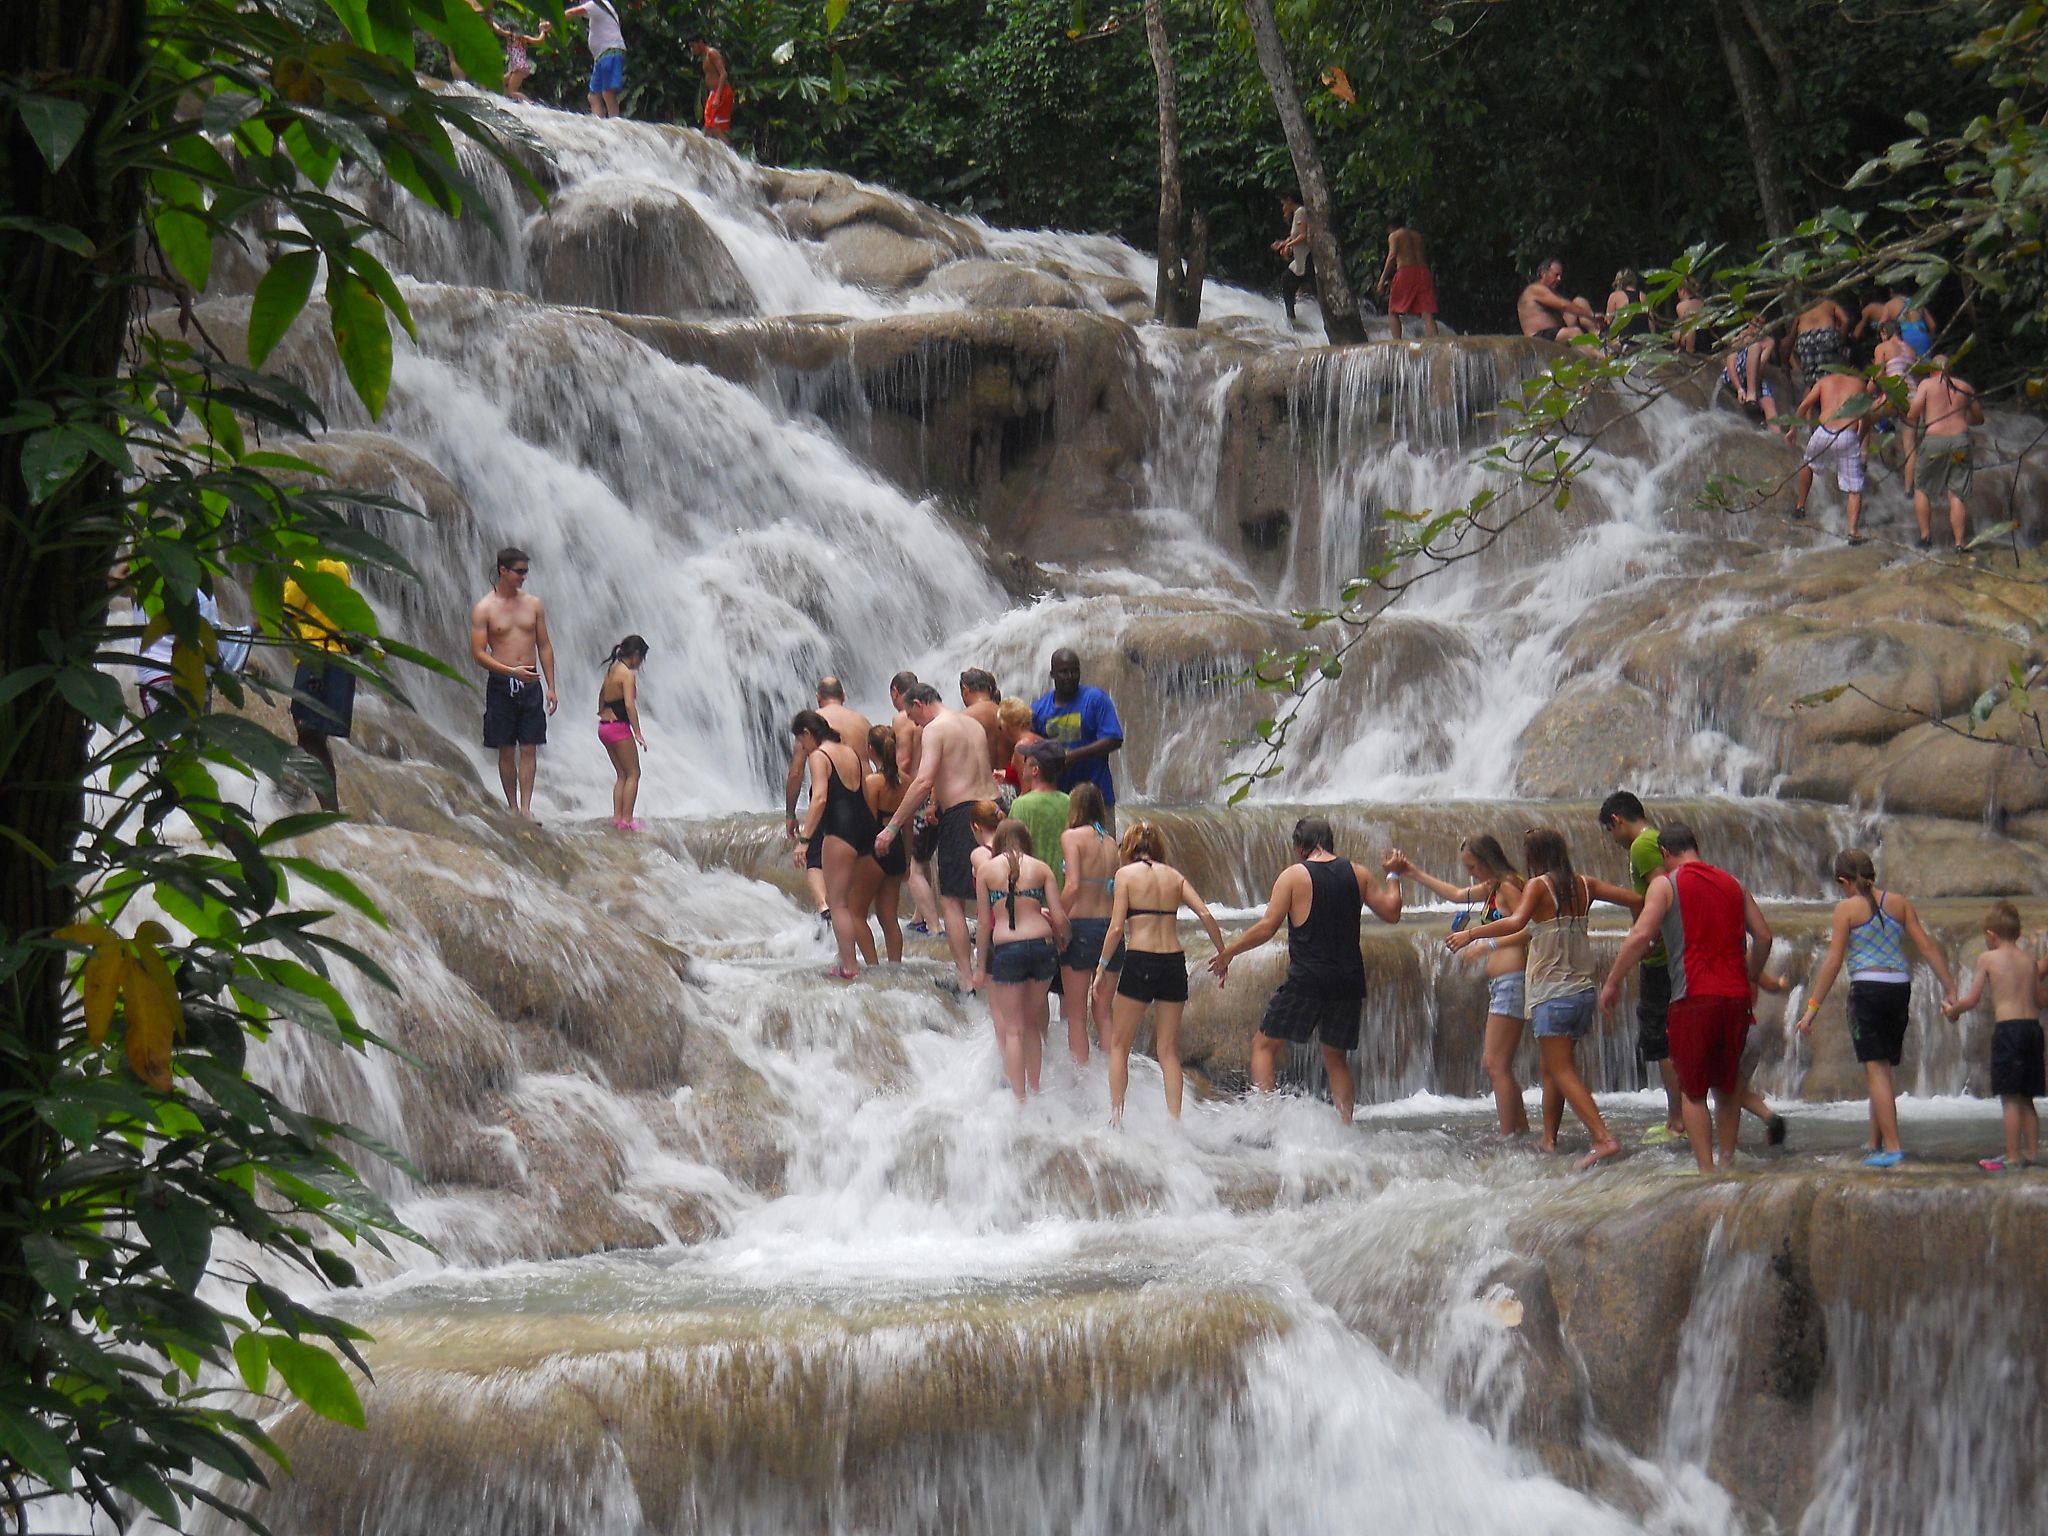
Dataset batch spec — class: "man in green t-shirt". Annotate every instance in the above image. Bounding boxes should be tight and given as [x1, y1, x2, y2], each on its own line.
[1010, 742, 1071, 892]
[1599, 791, 1683, 1142]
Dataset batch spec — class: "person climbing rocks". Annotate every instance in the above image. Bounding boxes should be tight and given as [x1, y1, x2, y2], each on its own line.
[1789, 291, 1854, 395]
[1596, 794, 1686, 1142]
[1722, 319, 1781, 427]
[282, 560, 356, 813]
[689, 36, 733, 140]
[1792, 365, 1879, 541]
[469, 546, 558, 820]
[784, 677, 874, 923]
[1031, 649, 1124, 833]
[876, 684, 996, 995]
[1907, 358, 1985, 553]
[1598, 822, 1775, 1176]
[565, 0, 625, 118]
[1273, 193, 1313, 326]
[1210, 817, 1403, 1126]
[1377, 217, 1439, 339]
[1942, 902, 2044, 1172]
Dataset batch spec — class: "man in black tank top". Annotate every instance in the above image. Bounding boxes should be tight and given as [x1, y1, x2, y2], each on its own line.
[1209, 816, 1403, 1124]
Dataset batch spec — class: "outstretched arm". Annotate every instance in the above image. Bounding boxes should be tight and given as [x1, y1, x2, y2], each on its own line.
[1799, 906, 1854, 1032]
[1384, 851, 1474, 904]
[1598, 876, 1673, 1015]
[1943, 959, 1988, 1020]
[1183, 879, 1227, 960]
[1359, 864, 1402, 925]
[1585, 876, 1643, 915]
[1448, 877, 1544, 949]
[1209, 869, 1295, 983]
[1898, 896, 1956, 1001]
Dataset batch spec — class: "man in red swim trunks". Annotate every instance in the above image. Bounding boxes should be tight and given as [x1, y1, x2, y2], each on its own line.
[689, 36, 733, 140]
[1599, 821, 1773, 1174]
[1377, 218, 1438, 339]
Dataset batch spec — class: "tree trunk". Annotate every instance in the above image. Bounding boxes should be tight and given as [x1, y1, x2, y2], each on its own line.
[1238, 0, 1366, 343]
[1142, 0, 1201, 327]
[1710, 0, 1793, 239]
[1, 0, 148, 1323]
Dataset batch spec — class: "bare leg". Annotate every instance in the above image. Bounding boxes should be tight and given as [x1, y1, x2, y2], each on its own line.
[1106, 992, 1145, 1124]
[517, 744, 538, 817]
[1713, 1087, 1740, 1166]
[1481, 1012, 1529, 1134]
[587, 91, 602, 116]
[505, 69, 530, 99]
[1738, 1074, 1774, 1125]
[876, 877, 903, 963]
[1795, 463, 1814, 511]
[604, 737, 629, 823]
[1424, 314, 1439, 337]
[1659, 1058, 1685, 1136]
[1060, 965, 1094, 1065]
[1845, 489, 1864, 540]
[1866, 1060, 1902, 1153]
[907, 859, 939, 931]
[1539, 1059, 1564, 1152]
[1541, 1037, 1619, 1169]
[1023, 977, 1051, 1093]
[1320, 1044, 1354, 1125]
[1913, 489, 1933, 541]
[1949, 492, 1969, 548]
[989, 981, 1028, 1104]
[498, 745, 519, 812]
[1156, 1002, 1185, 1120]
[2021, 1098, 2039, 1162]
[940, 897, 974, 988]
[822, 840, 863, 974]
[1251, 1031, 1285, 1095]
[1679, 1093, 1716, 1174]
[1389, 312, 1404, 340]
[806, 865, 829, 916]
[297, 728, 339, 813]
[1092, 966, 1115, 1048]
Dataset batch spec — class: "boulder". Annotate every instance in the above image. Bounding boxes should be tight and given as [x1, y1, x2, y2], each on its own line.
[919, 258, 1090, 311]
[527, 180, 755, 317]
[1515, 676, 1676, 798]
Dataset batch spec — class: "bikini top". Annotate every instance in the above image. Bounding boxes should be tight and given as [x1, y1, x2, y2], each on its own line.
[602, 695, 630, 722]
[990, 882, 1047, 926]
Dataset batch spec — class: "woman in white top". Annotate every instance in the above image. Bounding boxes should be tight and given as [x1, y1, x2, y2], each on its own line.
[1451, 827, 1639, 1170]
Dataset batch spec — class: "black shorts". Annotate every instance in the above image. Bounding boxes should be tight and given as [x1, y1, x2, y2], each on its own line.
[1060, 916, 1122, 973]
[1991, 1018, 2046, 1098]
[1636, 962, 1672, 1063]
[1848, 979, 1912, 1066]
[935, 801, 977, 901]
[483, 671, 547, 749]
[1115, 949, 1187, 1005]
[1259, 983, 1363, 1053]
[292, 656, 356, 739]
[805, 826, 825, 871]
[990, 937, 1059, 985]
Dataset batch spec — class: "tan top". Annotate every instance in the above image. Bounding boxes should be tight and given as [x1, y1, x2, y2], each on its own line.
[1526, 874, 1596, 1006]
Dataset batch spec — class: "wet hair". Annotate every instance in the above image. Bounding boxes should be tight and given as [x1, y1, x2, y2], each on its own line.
[996, 696, 1033, 735]
[1281, 191, 1301, 208]
[1613, 268, 1641, 291]
[1833, 848, 1881, 913]
[1659, 821, 1699, 856]
[1020, 740, 1065, 782]
[790, 708, 839, 744]
[993, 819, 1034, 919]
[1598, 791, 1646, 829]
[816, 676, 846, 702]
[969, 799, 1003, 833]
[869, 724, 900, 788]
[1120, 821, 1167, 864]
[1460, 833, 1520, 884]
[1067, 782, 1107, 829]
[496, 546, 530, 572]
[890, 669, 920, 698]
[1524, 827, 1583, 916]
[1291, 815, 1335, 854]
[603, 634, 649, 667]
[1986, 901, 2023, 941]
[1880, 319, 1901, 339]
[907, 683, 943, 707]
[960, 667, 998, 698]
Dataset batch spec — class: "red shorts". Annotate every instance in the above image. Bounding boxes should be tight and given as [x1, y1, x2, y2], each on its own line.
[1390, 264, 1438, 316]
[1667, 994, 1751, 1100]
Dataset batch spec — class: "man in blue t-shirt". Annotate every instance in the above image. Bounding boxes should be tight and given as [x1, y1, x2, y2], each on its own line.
[1030, 648, 1125, 828]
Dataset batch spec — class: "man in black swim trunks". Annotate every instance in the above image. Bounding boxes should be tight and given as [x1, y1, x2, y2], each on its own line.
[1208, 816, 1402, 1124]
[876, 683, 990, 993]
[1518, 257, 1599, 344]
[469, 546, 557, 819]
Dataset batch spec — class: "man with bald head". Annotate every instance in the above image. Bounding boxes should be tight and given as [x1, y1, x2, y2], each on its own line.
[1031, 648, 1125, 831]
[784, 676, 873, 919]
[875, 684, 989, 993]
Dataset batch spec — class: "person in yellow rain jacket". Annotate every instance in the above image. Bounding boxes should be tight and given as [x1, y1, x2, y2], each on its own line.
[282, 559, 355, 812]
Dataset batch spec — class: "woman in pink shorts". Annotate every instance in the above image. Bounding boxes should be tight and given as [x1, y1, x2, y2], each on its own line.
[597, 634, 648, 828]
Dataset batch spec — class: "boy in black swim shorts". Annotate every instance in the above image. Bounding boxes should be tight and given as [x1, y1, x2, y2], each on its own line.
[1942, 903, 2043, 1170]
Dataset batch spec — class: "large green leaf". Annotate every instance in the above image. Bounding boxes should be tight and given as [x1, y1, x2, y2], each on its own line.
[419, 0, 504, 89]
[0, 1407, 72, 1490]
[135, 1191, 215, 1294]
[17, 95, 90, 172]
[247, 250, 321, 367]
[326, 272, 392, 419]
[153, 206, 213, 291]
[266, 1336, 366, 1428]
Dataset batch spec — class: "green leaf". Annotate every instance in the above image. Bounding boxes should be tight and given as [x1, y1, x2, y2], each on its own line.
[826, 0, 851, 34]
[18, 95, 91, 172]
[23, 1232, 82, 1310]
[327, 272, 392, 419]
[0, 1408, 74, 1491]
[135, 1190, 215, 1294]
[830, 51, 849, 106]
[19, 427, 90, 503]
[233, 1330, 272, 1395]
[153, 206, 213, 291]
[247, 250, 321, 367]
[53, 666, 125, 729]
[1432, 14, 1454, 33]
[419, 0, 503, 88]
[277, 858, 389, 927]
[267, 1336, 366, 1428]
[323, 0, 374, 44]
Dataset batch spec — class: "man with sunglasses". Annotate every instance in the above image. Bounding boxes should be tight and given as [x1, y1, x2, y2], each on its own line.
[470, 546, 557, 819]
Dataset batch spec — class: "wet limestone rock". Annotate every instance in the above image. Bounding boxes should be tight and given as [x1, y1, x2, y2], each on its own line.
[1515, 676, 1675, 798]
[528, 180, 756, 317]
[761, 168, 984, 291]
[918, 258, 1090, 311]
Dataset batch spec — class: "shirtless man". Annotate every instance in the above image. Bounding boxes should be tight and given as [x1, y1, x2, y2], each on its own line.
[1376, 218, 1439, 340]
[876, 685, 991, 992]
[1518, 258, 1599, 343]
[958, 668, 1002, 779]
[784, 676, 873, 919]
[1790, 293, 1853, 393]
[886, 671, 940, 933]
[687, 36, 733, 141]
[1793, 367, 1879, 540]
[469, 546, 558, 819]
[1907, 360, 1986, 552]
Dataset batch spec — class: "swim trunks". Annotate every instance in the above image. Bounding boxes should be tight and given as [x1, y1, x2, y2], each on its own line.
[598, 720, 633, 746]
[1486, 971, 1527, 1021]
[291, 657, 356, 739]
[990, 937, 1059, 985]
[1115, 949, 1188, 1005]
[1918, 433, 1973, 500]
[1795, 327, 1847, 380]
[1636, 958, 1671, 1062]
[1259, 983, 1362, 1052]
[1667, 993, 1750, 1100]
[1532, 325, 1563, 343]
[935, 801, 977, 901]
[1060, 916, 1123, 973]
[1990, 1018, 2045, 1098]
[589, 47, 625, 96]
[483, 671, 547, 748]
[1390, 265, 1438, 317]
[1804, 423, 1867, 494]
[1529, 989, 1595, 1040]
[1848, 979, 1912, 1065]
[703, 82, 734, 136]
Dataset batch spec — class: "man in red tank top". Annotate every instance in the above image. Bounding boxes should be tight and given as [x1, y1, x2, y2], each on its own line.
[1599, 822, 1774, 1173]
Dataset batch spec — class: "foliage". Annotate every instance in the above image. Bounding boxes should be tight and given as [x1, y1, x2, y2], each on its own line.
[2, 1, 542, 1528]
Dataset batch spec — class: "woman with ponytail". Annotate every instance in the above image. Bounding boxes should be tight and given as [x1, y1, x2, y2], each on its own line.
[597, 635, 649, 829]
[973, 819, 1068, 1104]
[849, 724, 910, 963]
[1798, 849, 1956, 1166]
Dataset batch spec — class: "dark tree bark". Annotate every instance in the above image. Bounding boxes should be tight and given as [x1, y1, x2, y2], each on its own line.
[1711, 0, 1793, 239]
[1, 0, 149, 1320]
[1142, 0, 1202, 326]
[1239, 0, 1366, 343]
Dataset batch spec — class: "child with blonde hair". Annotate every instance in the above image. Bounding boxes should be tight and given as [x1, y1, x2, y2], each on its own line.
[1942, 902, 2042, 1170]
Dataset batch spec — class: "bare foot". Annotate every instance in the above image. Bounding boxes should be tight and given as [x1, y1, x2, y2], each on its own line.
[1536, 1138, 1558, 1155]
[1574, 1139, 1622, 1172]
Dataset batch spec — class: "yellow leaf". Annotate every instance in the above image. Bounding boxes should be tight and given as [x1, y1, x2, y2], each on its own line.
[170, 639, 207, 710]
[82, 948, 128, 1044]
[54, 922, 118, 950]
[135, 920, 172, 947]
[1323, 66, 1356, 105]
[122, 965, 176, 1092]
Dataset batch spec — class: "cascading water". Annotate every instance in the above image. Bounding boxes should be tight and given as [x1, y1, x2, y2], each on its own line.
[128, 92, 2048, 1536]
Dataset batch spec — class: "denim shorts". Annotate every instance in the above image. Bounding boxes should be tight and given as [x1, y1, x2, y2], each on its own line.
[1485, 971, 1526, 1021]
[1529, 990, 1596, 1040]
[989, 937, 1058, 985]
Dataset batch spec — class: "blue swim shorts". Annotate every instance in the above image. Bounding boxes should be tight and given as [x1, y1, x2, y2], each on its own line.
[589, 49, 625, 96]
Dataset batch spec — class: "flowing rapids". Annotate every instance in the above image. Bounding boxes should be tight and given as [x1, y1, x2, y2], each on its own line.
[105, 99, 2048, 1535]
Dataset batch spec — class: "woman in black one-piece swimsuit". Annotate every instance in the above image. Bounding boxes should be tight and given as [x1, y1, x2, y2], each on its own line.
[792, 709, 880, 979]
